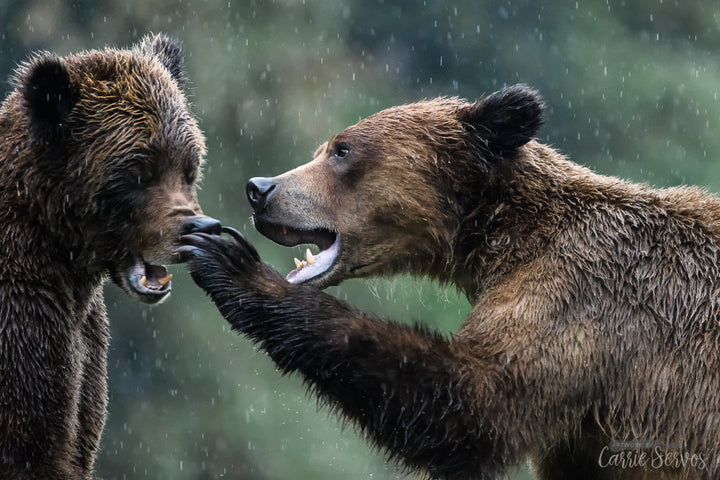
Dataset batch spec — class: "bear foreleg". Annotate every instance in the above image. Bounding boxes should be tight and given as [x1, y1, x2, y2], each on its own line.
[179, 232, 521, 480]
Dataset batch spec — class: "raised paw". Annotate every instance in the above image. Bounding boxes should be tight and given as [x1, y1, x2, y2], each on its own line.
[176, 227, 263, 292]
[178, 227, 258, 260]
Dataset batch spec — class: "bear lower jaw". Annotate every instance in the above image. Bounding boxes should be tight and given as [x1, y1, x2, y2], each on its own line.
[252, 216, 341, 286]
[123, 257, 172, 304]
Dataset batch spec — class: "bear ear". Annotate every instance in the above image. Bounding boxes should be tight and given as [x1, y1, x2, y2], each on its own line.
[20, 55, 78, 143]
[459, 84, 544, 156]
[138, 33, 185, 86]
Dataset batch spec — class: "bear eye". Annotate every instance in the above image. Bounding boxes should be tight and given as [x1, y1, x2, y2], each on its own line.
[136, 172, 153, 185]
[333, 142, 350, 159]
[131, 166, 155, 186]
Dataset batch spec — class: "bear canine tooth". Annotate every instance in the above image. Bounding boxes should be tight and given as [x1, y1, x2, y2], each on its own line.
[140, 275, 147, 287]
[294, 257, 303, 269]
[306, 249, 315, 265]
[158, 274, 173, 287]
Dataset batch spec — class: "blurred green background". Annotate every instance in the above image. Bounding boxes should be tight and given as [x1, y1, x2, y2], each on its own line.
[3, 1, 720, 479]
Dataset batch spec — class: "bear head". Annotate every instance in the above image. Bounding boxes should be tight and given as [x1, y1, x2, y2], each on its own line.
[246, 84, 544, 289]
[4, 34, 219, 303]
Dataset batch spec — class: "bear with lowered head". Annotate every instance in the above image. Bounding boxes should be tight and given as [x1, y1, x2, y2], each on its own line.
[0, 35, 219, 479]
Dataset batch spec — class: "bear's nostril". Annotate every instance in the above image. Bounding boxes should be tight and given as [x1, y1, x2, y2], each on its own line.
[246, 177, 276, 211]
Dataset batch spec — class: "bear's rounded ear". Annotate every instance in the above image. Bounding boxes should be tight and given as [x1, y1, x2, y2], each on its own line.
[138, 33, 185, 86]
[459, 84, 544, 156]
[19, 55, 78, 143]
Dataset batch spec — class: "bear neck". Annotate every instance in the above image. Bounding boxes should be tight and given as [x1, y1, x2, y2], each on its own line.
[1, 206, 102, 277]
[446, 142, 586, 302]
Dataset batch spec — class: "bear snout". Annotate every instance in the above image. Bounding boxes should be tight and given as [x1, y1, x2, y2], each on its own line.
[179, 215, 222, 237]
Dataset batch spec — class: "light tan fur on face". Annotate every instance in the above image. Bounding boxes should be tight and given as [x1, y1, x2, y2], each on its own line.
[262, 99, 478, 284]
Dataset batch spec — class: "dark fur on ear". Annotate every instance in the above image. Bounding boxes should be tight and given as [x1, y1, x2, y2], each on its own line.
[138, 33, 185, 86]
[20, 55, 78, 144]
[460, 84, 544, 157]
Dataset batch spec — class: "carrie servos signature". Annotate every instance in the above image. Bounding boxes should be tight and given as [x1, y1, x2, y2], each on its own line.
[598, 440, 707, 471]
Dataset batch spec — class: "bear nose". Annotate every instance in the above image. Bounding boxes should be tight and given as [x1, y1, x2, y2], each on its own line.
[246, 177, 276, 212]
[180, 216, 222, 236]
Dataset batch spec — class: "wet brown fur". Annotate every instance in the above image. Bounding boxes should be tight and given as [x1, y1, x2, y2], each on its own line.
[0, 35, 209, 479]
[182, 85, 720, 479]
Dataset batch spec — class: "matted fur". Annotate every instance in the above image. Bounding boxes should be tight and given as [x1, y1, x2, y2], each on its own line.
[0, 35, 212, 479]
[182, 85, 718, 480]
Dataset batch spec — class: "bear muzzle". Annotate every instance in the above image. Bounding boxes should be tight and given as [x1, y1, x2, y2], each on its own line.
[246, 177, 342, 286]
[121, 215, 221, 304]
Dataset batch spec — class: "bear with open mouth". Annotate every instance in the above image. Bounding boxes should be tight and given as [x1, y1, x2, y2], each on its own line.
[0, 35, 219, 479]
[181, 84, 720, 479]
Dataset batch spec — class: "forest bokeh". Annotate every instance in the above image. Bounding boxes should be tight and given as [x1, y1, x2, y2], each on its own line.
[3, 1, 720, 479]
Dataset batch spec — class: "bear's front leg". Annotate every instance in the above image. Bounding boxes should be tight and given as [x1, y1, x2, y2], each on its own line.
[0, 287, 90, 479]
[73, 287, 110, 474]
[179, 231, 524, 479]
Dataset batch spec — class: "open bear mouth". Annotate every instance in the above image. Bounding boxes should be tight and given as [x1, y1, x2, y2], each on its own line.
[126, 256, 173, 302]
[254, 218, 339, 285]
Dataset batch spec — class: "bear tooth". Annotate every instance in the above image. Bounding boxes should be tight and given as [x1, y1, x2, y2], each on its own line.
[140, 275, 147, 287]
[306, 249, 315, 265]
[158, 274, 173, 287]
[294, 257, 303, 269]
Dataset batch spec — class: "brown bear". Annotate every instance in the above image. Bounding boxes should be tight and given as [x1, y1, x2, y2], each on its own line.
[178, 84, 720, 480]
[0, 35, 219, 479]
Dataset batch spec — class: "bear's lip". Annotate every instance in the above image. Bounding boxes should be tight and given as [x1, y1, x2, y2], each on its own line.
[253, 217, 340, 286]
[125, 256, 173, 303]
